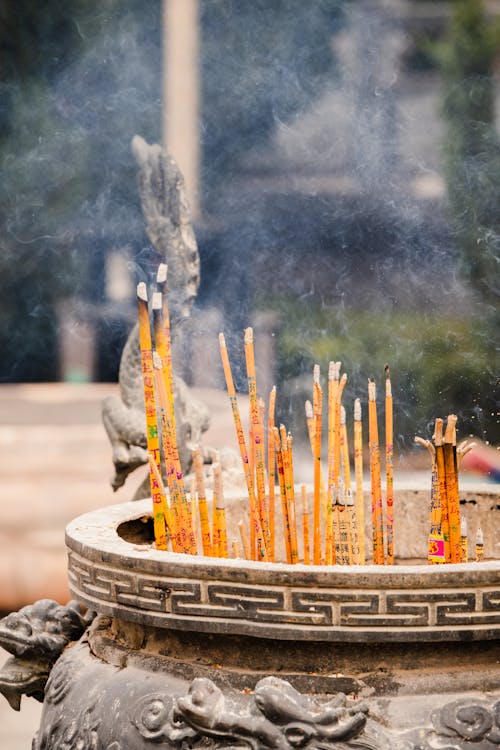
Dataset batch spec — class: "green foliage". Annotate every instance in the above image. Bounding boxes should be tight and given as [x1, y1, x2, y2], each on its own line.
[271, 298, 499, 446]
[430, 0, 500, 306]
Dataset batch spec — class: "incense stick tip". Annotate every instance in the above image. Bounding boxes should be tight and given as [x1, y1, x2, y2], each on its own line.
[368, 379, 376, 401]
[136, 281, 148, 302]
[354, 397, 361, 421]
[152, 350, 163, 369]
[151, 291, 162, 310]
[313, 364, 320, 384]
[218, 332, 226, 347]
[328, 361, 335, 380]
[244, 327, 253, 344]
[156, 263, 168, 284]
[305, 399, 313, 418]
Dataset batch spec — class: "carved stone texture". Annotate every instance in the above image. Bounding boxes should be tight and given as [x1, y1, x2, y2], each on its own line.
[401, 698, 500, 750]
[102, 135, 209, 494]
[66, 500, 500, 642]
[0, 599, 92, 710]
[32, 636, 386, 750]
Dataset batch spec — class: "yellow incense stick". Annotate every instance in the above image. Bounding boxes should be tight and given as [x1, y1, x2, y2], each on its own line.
[326, 363, 340, 565]
[337, 480, 351, 564]
[460, 515, 468, 563]
[368, 379, 384, 564]
[433, 418, 451, 562]
[444, 415, 461, 564]
[147, 455, 174, 545]
[190, 477, 198, 548]
[415, 436, 445, 565]
[238, 520, 251, 560]
[281, 427, 298, 564]
[244, 328, 269, 557]
[219, 333, 267, 561]
[275, 427, 292, 563]
[385, 366, 394, 565]
[306, 400, 330, 558]
[354, 399, 365, 564]
[313, 365, 323, 565]
[213, 462, 228, 559]
[475, 527, 484, 561]
[268, 386, 277, 562]
[153, 350, 194, 554]
[301, 484, 311, 565]
[155, 266, 176, 435]
[193, 446, 212, 556]
[137, 282, 167, 551]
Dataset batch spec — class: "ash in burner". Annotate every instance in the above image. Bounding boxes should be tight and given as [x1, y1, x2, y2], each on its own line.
[117, 516, 155, 545]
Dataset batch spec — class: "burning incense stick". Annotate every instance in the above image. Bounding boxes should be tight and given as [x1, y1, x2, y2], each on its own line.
[306, 399, 330, 559]
[155, 266, 176, 435]
[244, 327, 269, 558]
[153, 350, 194, 554]
[385, 365, 394, 565]
[193, 446, 212, 556]
[433, 418, 451, 563]
[219, 333, 267, 561]
[415, 436, 445, 565]
[137, 282, 167, 551]
[475, 527, 484, 561]
[282, 428, 298, 564]
[238, 520, 251, 560]
[275, 427, 292, 563]
[301, 484, 311, 565]
[368, 379, 384, 564]
[460, 515, 468, 563]
[326, 363, 339, 565]
[147, 455, 174, 546]
[443, 415, 461, 563]
[212, 462, 228, 559]
[353, 398, 365, 564]
[268, 386, 277, 562]
[313, 365, 323, 565]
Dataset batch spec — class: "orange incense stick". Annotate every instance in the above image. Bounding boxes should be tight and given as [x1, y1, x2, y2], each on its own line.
[147, 455, 174, 546]
[153, 350, 194, 554]
[137, 282, 167, 551]
[434, 418, 451, 563]
[385, 366, 394, 565]
[219, 333, 267, 561]
[444, 414, 461, 563]
[213, 462, 228, 559]
[281, 427, 298, 564]
[274, 427, 292, 563]
[313, 365, 323, 565]
[326, 362, 340, 565]
[232, 539, 240, 558]
[353, 398, 365, 564]
[244, 327, 269, 558]
[415, 436, 445, 564]
[368, 379, 384, 564]
[193, 446, 212, 556]
[267, 386, 277, 561]
[340, 406, 355, 564]
[301, 484, 311, 565]
[155, 266, 176, 434]
[238, 520, 251, 560]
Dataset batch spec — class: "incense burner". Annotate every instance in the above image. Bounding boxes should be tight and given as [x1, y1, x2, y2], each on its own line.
[1, 488, 495, 750]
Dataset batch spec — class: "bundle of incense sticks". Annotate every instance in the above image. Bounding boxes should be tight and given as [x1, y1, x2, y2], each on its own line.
[219, 328, 395, 565]
[415, 417, 478, 564]
[138, 267, 236, 557]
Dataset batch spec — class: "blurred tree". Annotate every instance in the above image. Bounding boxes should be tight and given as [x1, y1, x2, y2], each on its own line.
[0, 0, 161, 381]
[432, 0, 500, 311]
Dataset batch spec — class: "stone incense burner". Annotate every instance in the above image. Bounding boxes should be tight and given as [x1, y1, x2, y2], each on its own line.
[1, 486, 496, 750]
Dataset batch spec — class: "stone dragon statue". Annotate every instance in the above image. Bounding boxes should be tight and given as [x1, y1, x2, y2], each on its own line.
[102, 135, 210, 497]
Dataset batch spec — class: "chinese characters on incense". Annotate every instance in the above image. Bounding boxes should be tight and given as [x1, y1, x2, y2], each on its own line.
[138, 268, 483, 566]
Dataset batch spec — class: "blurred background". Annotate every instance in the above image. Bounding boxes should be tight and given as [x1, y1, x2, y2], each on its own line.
[0, 0, 498, 441]
[1, 1, 499, 741]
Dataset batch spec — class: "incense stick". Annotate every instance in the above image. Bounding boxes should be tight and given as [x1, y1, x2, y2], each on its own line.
[443, 414, 461, 563]
[219, 333, 267, 561]
[433, 418, 451, 562]
[368, 379, 384, 564]
[301, 484, 311, 565]
[268, 386, 277, 561]
[353, 398, 365, 564]
[313, 365, 323, 565]
[193, 446, 212, 556]
[137, 282, 167, 551]
[385, 365, 394, 565]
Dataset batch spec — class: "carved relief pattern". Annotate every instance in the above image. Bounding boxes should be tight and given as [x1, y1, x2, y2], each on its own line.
[68, 551, 500, 639]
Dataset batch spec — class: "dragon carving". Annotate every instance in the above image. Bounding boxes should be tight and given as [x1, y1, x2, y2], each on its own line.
[102, 135, 210, 495]
[0, 599, 92, 710]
